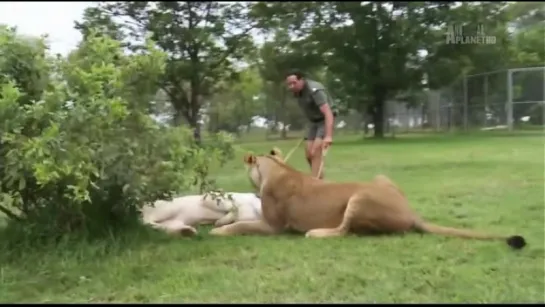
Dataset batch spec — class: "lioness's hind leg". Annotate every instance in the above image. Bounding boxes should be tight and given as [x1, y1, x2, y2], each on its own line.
[305, 195, 362, 238]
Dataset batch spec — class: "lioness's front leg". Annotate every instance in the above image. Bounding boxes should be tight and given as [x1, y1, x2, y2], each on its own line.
[209, 220, 280, 236]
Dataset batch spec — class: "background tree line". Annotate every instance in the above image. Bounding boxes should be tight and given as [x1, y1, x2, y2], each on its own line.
[76, 1, 544, 138]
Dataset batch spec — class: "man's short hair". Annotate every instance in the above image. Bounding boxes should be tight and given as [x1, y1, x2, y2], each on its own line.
[285, 69, 305, 80]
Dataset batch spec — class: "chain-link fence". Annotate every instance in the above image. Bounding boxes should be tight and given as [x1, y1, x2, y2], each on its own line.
[425, 66, 545, 132]
[229, 66, 544, 139]
[510, 67, 545, 129]
[380, 66, 545, 133]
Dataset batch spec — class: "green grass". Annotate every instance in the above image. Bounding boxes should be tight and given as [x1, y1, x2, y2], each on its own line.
[1, 132, 544, 303]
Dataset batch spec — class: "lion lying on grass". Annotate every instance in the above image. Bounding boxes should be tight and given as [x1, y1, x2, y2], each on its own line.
[209, 148, 526, 250]
[140, 192, 262, 236]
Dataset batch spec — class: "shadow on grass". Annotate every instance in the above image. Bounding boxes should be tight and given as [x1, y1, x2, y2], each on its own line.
[0, 224, 182, 266]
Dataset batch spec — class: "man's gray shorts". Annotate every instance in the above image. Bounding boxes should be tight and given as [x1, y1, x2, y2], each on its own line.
[305, 121, 326, 141]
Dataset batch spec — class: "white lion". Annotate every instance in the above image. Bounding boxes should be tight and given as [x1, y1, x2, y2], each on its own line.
[139, 192, 262, 236]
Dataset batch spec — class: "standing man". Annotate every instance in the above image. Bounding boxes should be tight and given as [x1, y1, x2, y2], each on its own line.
[285, 69, 335, 179]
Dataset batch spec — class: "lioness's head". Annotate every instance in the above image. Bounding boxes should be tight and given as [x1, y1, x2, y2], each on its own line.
[244, 147, 285, 191]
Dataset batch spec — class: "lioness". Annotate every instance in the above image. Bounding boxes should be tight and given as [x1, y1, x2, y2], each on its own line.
[209, 148, 526, 250]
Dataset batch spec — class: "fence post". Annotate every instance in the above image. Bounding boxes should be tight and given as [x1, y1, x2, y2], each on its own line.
[483, 74, 488, 128]
[506, 69, 513, 131]
[463, 74, 468, 131]
[435, 91, 440, 131]
[542, 68, 545, 126]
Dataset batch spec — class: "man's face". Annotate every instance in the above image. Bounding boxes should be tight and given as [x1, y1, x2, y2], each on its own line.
[286, 75, 305, 94]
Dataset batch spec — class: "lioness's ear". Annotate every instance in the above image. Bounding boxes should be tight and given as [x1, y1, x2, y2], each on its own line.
[270, 147, 282, 156]
[243, 153, 257, 165]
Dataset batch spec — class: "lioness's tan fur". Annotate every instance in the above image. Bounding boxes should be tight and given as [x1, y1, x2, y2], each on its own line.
[209, 148, 526, 250]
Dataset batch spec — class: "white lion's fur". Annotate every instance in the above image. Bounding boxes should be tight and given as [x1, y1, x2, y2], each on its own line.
[140, 193, 262, 235]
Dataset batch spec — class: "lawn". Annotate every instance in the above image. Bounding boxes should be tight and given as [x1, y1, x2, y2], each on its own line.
[1, 132, 543, 303]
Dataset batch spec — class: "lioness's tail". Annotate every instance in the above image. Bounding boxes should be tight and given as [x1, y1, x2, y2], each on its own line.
[413, 220, 526, 250]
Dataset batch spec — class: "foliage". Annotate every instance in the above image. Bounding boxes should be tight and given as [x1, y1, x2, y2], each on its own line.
[207, 67, 264, 134]
[0, 27, 233, 243]
[424, 2, 512, 89]
[69, 2, 543, 140]
[0, 24, 51, 106]
[82, 1, 256, 140]
[248, 2, 543, 136]
[74, 6, 125, 42]
[249, 2, 452, 137]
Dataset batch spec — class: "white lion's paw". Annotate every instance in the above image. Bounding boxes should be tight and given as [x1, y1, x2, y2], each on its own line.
[180, 226, 198, 237]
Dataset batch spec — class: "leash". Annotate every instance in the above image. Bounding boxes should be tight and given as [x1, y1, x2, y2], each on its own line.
[278, 137, 330, 179]
[316, 146, 329, 179]
[283, 138, 305, 162]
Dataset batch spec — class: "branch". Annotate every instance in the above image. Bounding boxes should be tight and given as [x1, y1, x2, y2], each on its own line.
[0, 204, 23, 222]
[192, 2, 214, 57]
[199, 26, 255, 85]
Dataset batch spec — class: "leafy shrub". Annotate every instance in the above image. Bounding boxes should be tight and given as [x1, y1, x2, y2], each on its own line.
[0, 28, 233, 244]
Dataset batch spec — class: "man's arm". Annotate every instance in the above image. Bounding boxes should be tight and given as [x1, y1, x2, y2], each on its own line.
[312, 90, 335, 138]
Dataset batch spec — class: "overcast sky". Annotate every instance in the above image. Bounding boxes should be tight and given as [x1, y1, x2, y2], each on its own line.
[0, 2, 92, 55]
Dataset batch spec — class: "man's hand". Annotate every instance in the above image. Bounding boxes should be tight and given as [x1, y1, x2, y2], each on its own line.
[322, 136, 333, 150]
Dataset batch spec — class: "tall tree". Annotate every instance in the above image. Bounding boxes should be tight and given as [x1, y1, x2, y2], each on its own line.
[309, 2, 451, 137]
[207, 67, 263, 134]
[80, 2, 256, 140]
[508, 2, 545, 66]
[424, 2, 512, 90]
[74, 6, 125, 42]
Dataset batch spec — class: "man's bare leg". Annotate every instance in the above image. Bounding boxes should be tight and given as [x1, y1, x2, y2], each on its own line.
[305, 140, 314, 168]
[310, 138, 324, 179]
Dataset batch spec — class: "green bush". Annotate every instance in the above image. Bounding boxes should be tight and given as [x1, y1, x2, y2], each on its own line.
[0, 27, 234, 244]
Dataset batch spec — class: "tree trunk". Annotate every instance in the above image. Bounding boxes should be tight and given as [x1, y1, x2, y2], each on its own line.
[193, 124, 201, 144]
[363, 115, 369, 135]
[186, 113, 201, 144]
[173, 110, 185, 126]
[280, 88, 288, 139]
[174, 108, 202, 144]
[372, 93, 386, 138]
[360, 104, 369, 136]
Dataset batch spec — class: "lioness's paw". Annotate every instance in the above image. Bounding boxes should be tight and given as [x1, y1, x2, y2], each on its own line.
[209, 226, 229, 236]
[305, 229, 326, 238]
[305, 229, 343, 238]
